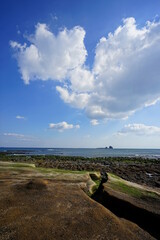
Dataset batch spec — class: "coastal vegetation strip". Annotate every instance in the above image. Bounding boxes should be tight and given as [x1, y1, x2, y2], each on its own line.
[0, 160, 101, 196]
[107, 173, 160, 199]
[0, 152, 160, 189]
[0, 161, 91, 175]
[0, 152, 160, 164]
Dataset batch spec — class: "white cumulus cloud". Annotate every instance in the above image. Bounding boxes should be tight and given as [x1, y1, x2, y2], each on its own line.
[16, 115, 25, 119]
[89, 17, 160, 119]
[11, 17, 160, 120]
[10, 23, 87, 84]
[49, 121, 80, 132]
[90, 119, 99, 126]
[118, 123, 160, 135]
[56, 86, 90, 109]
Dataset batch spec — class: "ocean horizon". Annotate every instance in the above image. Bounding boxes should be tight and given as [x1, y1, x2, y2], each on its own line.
[1, 147, 160, 159]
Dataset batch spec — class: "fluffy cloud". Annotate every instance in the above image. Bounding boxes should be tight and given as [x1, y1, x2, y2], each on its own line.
[11, 18, 160, 119]
[49, 121, 80, 132]
[10, 23, 87, 84]
[90, 119, 99, 126]
[89, 18, 160, 119]
[56, 86, 90, 109]
[16, 115, 25, 119]
[118, 123, 160, 135]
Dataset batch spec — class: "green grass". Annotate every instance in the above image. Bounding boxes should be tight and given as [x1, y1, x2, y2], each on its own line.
[0, 161, 90, 175]
[109, 180, 159, 199]
[110, 181, 142, 197]
[6, 163, 35, 168]
[108, 173, 121, 180]
[94, 179, 101, 188]
[0, 162, 36, 170]
[36, 167, 89, 175]
[89, 172, 102, 195]
[90, 179, 101, 196]
[108, 172, 159, 200]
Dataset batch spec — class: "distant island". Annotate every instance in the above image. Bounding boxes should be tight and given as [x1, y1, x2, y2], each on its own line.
[97, 146, 113, 149]
[105, 146, 113, 149]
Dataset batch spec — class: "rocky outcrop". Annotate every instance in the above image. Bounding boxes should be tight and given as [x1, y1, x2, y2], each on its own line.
[0, 162, 155, 240]
[92, 173, 160, 239]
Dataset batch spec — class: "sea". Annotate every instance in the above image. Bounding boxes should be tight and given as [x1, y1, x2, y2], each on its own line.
[0, 147, 160, 159]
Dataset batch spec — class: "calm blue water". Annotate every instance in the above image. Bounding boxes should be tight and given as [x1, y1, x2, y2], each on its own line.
[1, 147, 160, 159]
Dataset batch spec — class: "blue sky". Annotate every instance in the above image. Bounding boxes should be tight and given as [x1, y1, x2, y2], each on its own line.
[1, 0, 160, 148]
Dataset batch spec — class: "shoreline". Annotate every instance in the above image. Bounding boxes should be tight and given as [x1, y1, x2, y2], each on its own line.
[1, 148, 160, 160]
[1, 152, 160, 188]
